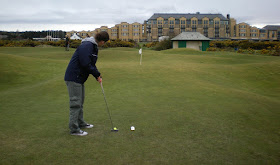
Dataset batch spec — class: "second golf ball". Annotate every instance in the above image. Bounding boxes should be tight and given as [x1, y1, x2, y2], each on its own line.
[131, 126, 135, 131]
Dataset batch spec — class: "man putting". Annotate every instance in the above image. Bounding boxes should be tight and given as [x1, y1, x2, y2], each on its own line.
[64, 31, 109, 136]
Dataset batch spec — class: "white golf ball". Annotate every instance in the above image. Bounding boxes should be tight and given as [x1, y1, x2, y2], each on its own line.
[131, 126, 135, 131]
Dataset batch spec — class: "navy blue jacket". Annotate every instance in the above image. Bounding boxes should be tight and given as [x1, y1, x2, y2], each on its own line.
[64, 37, 100, 84]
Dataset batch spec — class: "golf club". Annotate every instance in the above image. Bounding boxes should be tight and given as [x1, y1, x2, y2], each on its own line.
[100, 82, 118, 132]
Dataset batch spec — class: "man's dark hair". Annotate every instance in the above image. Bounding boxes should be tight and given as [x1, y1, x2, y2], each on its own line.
[95, 31, 109, 42]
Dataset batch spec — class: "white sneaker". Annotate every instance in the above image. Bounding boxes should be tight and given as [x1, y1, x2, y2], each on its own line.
[83, 124, 94, 128]
[71, 130, 88, 136]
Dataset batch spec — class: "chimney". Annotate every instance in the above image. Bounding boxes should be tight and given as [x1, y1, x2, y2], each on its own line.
[227, 14, 230, 19]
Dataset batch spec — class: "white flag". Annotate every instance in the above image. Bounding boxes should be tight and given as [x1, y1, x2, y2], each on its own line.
[139, 48, 142, 55]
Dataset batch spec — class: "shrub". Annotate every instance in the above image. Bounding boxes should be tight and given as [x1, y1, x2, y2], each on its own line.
[103, 39, 138, 48]
[0, 39, 68, 47]
[56, 40, 66, 47]
[209, 40, 280, 51]
[208, 40, 280, 56]
[237, 49, 245, 53]
[21, 40, 40, 47]
[270, 45, 280, 56]
[144, 42, 158, 48]
[261, 49, 270, 55]
[206, 47, 217, 51]
[238, 40, 251, 49]
[0, 40, 9, 46]
[247, 47, 254, 54]
[153, 39, 172, 51]
[209, 42, 215, 47]
[69, 40, 81, 48]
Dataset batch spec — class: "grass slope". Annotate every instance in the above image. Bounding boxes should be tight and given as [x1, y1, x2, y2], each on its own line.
[0, 47, 280, 164]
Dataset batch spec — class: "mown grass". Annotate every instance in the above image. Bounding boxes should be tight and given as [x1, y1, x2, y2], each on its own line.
[0, 47, 280, 164]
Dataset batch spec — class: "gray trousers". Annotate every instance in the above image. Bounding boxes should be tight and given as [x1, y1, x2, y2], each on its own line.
[65, 81, 87, 133]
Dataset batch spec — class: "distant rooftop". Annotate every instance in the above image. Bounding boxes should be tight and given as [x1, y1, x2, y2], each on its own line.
[171, 32, 211, 41]
[149, 13, 228, 20]
[263, 25, 280, 30]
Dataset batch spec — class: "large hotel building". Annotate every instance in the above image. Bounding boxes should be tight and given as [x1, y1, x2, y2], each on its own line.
[67, 13, 280, 41]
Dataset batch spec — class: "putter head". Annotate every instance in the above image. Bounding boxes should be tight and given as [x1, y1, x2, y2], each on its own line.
[111, 127, 118, 132]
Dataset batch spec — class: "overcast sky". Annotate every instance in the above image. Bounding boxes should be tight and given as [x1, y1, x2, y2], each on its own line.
[0, 0, 279, 31]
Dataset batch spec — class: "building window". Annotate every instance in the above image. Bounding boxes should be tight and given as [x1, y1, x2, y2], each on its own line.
[223, 21, 229, 25]
[192, 20, 197, 24]
[203, 20, 209, 24]
[164, 20, 168, 24]
[158, 20, 162, 24]
[240, 29, 246, 32]
[175, 19, 180, 24]
[181, 20, 185, 24]
[187, 20, 191, 24]
[251, 34, 257, 37]
[204, 28, 208, 37]
[215, 29, 219, 38]
[226, 26, 230, 33]
[198, 20, 202, 24]
[251, 29, 256, 32]
[192, 24, 197, 32]
[169, 20, 174, 24]
[272, 31, 275, 38]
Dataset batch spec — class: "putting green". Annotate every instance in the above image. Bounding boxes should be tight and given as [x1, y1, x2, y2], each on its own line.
[0, 47, 279, 164]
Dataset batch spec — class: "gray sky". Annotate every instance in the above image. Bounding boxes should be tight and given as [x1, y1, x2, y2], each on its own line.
[0, 0, 279, 31]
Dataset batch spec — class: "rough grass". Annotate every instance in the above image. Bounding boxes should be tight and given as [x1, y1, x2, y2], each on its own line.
[0, 47, 280, 164]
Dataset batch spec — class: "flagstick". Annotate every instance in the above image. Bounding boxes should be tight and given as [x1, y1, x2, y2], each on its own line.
[140, 47, 142, 65]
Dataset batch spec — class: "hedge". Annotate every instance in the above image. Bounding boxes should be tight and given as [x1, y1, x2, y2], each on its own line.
[208, 40, 280, 56]
[0, 39, 139, 49]
[210, 40, 280, 50]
